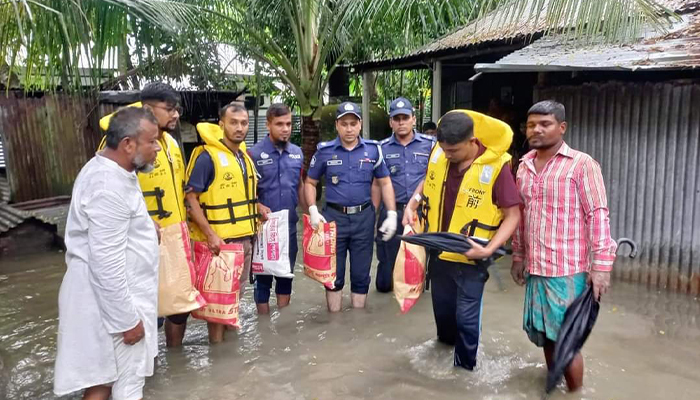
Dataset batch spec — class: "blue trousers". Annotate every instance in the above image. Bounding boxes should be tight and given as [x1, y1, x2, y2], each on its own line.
[323, 205, 375, 294]
[429, 256, 489, 370]
[374, 205, 405, 292]
[254, 226, 298, 304]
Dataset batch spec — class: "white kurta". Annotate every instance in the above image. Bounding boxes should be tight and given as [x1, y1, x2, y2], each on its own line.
[54, 154, 159, 396]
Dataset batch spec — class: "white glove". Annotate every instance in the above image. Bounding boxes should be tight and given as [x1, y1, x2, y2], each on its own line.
[379, 210, 398, 241]
[308, 205, 326, 229]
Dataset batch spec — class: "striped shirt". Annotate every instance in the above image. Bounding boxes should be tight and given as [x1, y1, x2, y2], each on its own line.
[512, 142, 617, 277]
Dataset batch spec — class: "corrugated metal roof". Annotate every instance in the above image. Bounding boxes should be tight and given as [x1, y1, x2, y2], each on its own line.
[25, 205, 69, 239]
[0, 195, 70, 237]
[475, 10, 700, 72]
[0, 175, 9, 203]
[352, 0, 690, 70]
[0, 203, 26, 234]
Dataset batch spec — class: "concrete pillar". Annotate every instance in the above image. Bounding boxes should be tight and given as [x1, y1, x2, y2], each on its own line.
[432, 60, 442, 122]
[362, 71, 372, 139]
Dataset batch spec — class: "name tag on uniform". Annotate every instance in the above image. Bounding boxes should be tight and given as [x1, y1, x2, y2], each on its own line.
[480, 165, 494, 184]
[385, 153, 401, 159]
[431, 147, 443, 163]
[218, 152, 229, 167]
[413, 152, 430, 158]
[327, 160, 343, 166]
[289, 154, 302, 159]
[257, 159, 273, 166]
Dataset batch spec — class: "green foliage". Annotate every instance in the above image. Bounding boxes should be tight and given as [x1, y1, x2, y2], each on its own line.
[2, 0, 677, 98]
[318, 103, 392, 142]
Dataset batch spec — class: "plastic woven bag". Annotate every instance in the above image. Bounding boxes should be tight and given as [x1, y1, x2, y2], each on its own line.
[252, 210, 293, 278]
[302, 214, 337, 290]
[393, 225, 427, 313]
[157, 222, 207, 317]
[191, 241, 245, 328]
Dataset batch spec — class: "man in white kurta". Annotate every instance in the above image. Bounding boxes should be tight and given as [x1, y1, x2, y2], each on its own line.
[54, 107, 161, 400]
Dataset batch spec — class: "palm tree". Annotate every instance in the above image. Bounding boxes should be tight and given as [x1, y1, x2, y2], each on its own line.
[1, 0, 675, 167]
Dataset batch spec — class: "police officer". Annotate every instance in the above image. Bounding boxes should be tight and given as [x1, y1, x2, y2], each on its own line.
[372, 97, 435, 292]
[98, 82, 189, 348]
[249, 103, 306, 315]
[185, 102, 259, 344]
[304, 102, 398, 312]
[403, 110, 521, 370]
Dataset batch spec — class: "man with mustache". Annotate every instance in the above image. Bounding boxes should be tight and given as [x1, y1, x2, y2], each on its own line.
[186, 102, 259, 343]
[512, 100, 617, 391]
[249, 103, 306, 314]
[54, 107, 162, 400]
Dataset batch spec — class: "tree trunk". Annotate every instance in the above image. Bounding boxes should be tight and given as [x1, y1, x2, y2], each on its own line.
[301, 115, 321, 174]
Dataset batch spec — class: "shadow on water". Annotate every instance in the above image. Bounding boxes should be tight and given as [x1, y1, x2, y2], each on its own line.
[1, 251, 700, 400]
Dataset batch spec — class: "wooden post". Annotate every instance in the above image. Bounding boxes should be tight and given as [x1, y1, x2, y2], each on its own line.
[432, 60, 442, 122]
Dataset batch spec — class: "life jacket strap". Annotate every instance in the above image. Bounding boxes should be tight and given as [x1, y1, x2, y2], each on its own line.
[460, 219, 501, 237]
[201, 198, 259, 225]
[143, 187, 172, 220]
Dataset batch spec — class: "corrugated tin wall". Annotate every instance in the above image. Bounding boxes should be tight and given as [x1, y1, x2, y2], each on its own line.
[0, 94, 101, 202]
[0, 131, 6, 168]
[536, 81, 700, 295]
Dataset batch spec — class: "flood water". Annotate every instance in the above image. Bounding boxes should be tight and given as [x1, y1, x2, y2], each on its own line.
[1, 250, 700, 400]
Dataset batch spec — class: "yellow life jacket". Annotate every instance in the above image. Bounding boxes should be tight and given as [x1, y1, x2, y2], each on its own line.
[99, 102, 186, 227]
[423, 110, 513, 264]
[186, 122, 258, 241]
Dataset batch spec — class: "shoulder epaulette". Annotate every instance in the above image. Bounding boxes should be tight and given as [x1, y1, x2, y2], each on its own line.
[420, 133, 436, 141]
[316, 141, 332, 150]
[380, 137, 391, 145]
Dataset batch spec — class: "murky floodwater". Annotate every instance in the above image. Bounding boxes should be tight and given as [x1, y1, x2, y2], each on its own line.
[1, 250, 699, 400]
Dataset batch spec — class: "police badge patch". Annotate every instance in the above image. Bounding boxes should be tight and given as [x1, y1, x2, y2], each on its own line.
[331, 176, 339, 185]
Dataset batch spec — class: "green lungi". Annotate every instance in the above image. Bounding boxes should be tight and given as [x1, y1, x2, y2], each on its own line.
[523, 272, 588, 347]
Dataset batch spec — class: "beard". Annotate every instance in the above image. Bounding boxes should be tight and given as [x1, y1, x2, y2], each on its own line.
[134, 153, 155, 173]
[160, 125, 175, 134]
[273, 136, 289, 147]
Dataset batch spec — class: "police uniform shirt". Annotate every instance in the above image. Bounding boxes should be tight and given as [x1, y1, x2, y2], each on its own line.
[307, 137, 390, 206]
[249, 136, 304, 224]
[380, 131, 436, 204]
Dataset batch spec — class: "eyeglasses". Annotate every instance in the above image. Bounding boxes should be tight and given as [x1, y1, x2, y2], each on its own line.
[148, 103, 183, 115]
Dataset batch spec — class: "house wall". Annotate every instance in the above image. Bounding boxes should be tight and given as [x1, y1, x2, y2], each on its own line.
[536, 81, 700, 295]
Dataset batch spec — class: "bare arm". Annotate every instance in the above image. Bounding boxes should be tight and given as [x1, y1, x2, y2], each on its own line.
[371, 178, 382, 209]
[402, 179, 425, 227]
[304, 177, 319, 208]
[486, 205, 520, 253]
[186, 191, 224, 254]
[465, 205, 520, 259]
[377, 176, 396, 212]
[298, 179, 309, 213]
